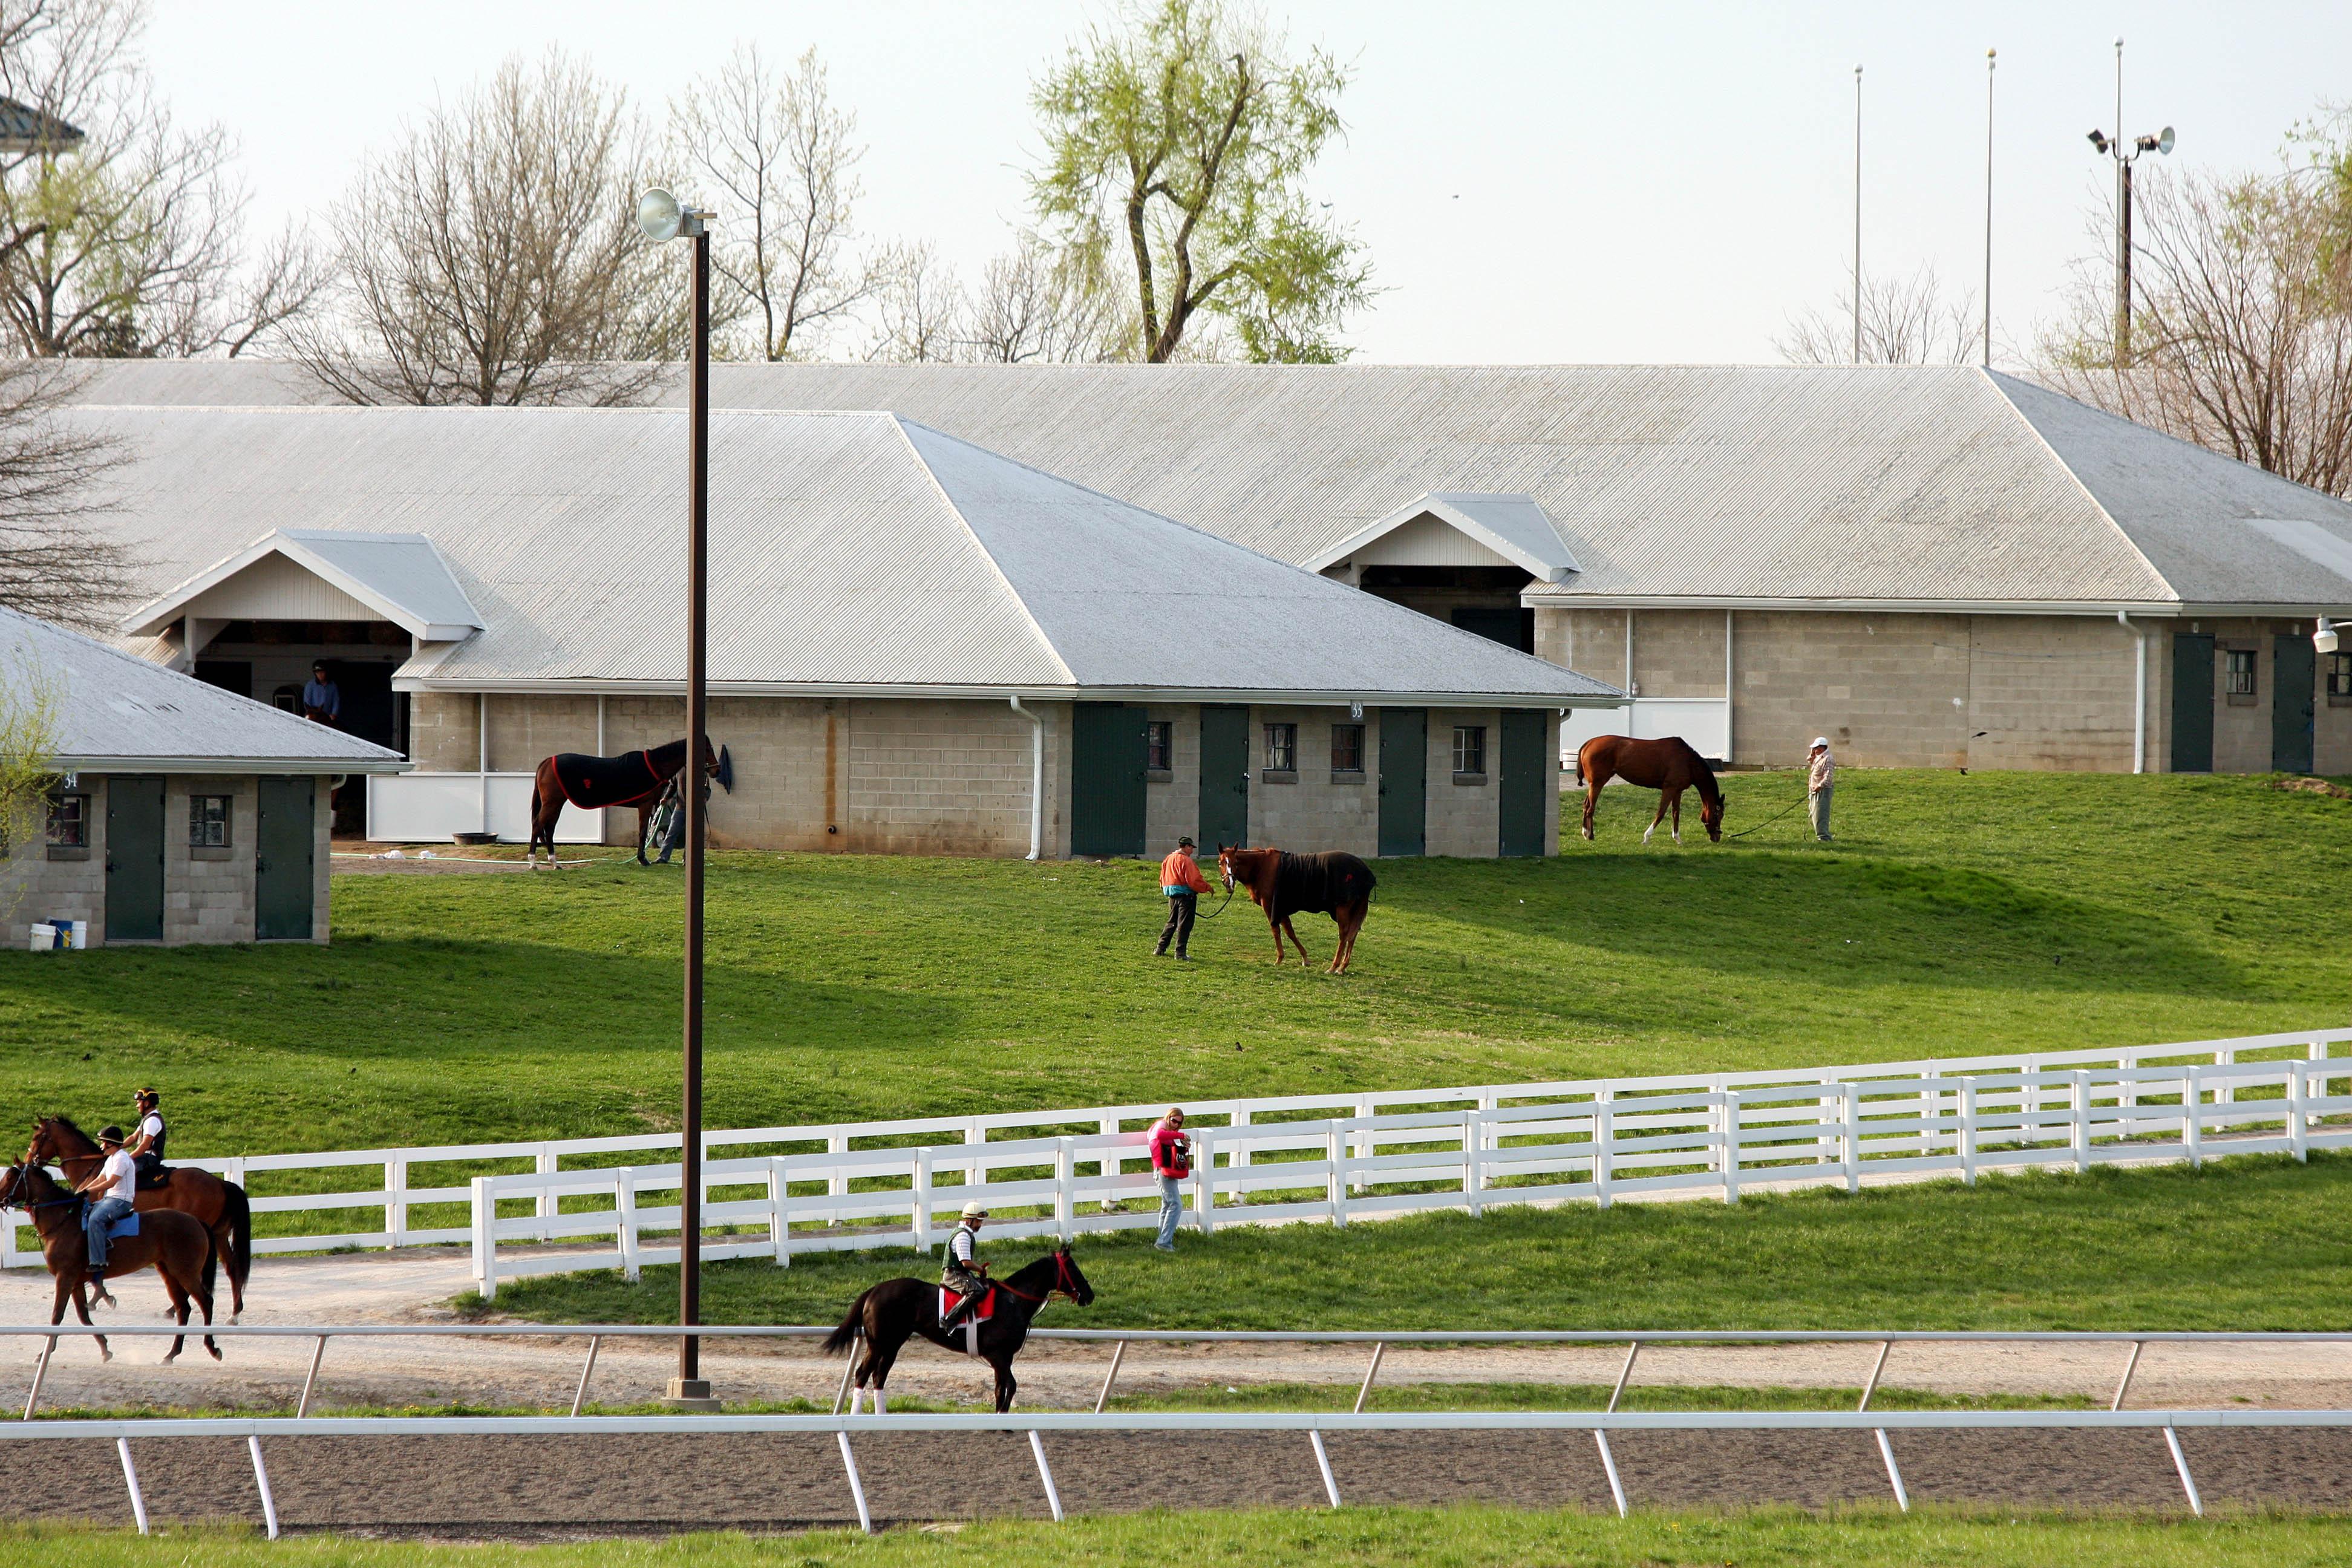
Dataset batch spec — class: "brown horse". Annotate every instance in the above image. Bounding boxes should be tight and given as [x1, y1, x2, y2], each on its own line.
[526, 737, 722, 867]
[27, 1116, 251, 1321]
[0, 1162, 220, 1364]
[1576, 735, 1725, 844]
[823, 1247, 1094, 1414]
[1216, 846, 1377, 974]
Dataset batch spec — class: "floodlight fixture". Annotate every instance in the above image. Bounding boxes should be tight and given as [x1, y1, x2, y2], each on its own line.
[635, 188, 707, 244]
[2088, 129, 2110, 154]
[2317, 618, 2347, 656]
[2158, 125, 2175, 154]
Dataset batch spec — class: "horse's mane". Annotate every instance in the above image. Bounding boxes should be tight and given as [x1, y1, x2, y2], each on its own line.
[645, 737, 690, 766]
[1682, 741, 1723, 803]
[45, 1113, 92, 1147]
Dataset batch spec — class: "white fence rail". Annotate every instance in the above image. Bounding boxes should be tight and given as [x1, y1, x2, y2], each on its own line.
[10, 1028, 2347, 1284]
[469, 1028, 2352, 1299]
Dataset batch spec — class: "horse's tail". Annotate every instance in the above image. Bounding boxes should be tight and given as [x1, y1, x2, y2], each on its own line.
[823, 1289, 871, 1356]
[198, 1214, 221, 1310]
[222, 1180, 252, 1294]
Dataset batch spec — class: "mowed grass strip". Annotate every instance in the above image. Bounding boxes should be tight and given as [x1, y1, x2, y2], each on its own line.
[472, 1153, 2352, 1331]
[2, 769, 2346, 1156]
[13, 1508, 2352, 1567]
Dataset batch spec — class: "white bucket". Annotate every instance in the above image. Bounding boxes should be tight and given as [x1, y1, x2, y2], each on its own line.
[28, 924, 56, 952]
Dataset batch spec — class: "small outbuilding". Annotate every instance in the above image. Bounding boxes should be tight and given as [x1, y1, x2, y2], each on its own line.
[2, 605, 407, 944]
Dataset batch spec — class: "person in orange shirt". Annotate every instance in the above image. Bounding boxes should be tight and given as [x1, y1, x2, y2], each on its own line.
[1154, 837, 1213, 961]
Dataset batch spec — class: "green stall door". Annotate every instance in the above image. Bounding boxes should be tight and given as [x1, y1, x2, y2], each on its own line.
[256, 777, 316, 940]
[1070, 704, 1148, 857]
[2170, 633, 2213, 773]
[2274, 633, 2316, 775]
[103, 777, 166, 942]
[1377, 708, 1426, 857]
[1498, 710, 1548, 857]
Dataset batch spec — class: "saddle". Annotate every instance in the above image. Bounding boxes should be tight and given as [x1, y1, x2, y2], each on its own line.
[549, 751, 667, 811]
[938, 1285, 997, 1322]
[81, 1206, 140, 1241]
[135, 1165, 171, 1192]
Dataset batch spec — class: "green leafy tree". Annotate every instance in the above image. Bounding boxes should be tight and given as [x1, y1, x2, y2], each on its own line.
[0, 647, 62, 867]
[1028, 0, 1370, 364]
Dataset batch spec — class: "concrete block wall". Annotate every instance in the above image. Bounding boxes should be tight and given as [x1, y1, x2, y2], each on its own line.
[1726, 610, 1972, 769]
[482, 694, 599, 772]
[410, 691, 480, 772]
[1426, 707, 1503, 857]
[163, 774, 256, 944]
[1965, 616, 2140, 773]
[5, 776, 105, 944]
[1632, 610, 1729, 699]
[844, 697, 1059, 857]
[1144, 703, 1199, 856]
[1247, 705, 1379, 857]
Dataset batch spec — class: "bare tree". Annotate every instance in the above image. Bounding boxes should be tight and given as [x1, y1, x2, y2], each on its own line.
[673, 44, 874, 361]
[296, 51, 685, 406]
[1777, 265, 1982, 366]
[0, 0, 302, 357]
[861, 241, 967, 364]
[2040, 148, 2352, 497]
[963, 232, 1121, 363]
[0, 359, 131, 629]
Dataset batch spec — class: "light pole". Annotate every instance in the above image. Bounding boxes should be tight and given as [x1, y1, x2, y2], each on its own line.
[1852, 64, 1863, 365]
[635, 185, 717, 1410]
[2086, 39, 2172, 367]
[1983, 48, 1996, 368]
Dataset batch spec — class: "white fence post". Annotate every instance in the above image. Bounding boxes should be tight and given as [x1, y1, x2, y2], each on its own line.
[1193, 1130, 1215, 1236]
[1229, 1108, 1252, 1171]
[1328, 1126, 1349, 1228]
[769, 1158, 790, 1266]
[1099, 1116, 1121, 1212]
[1960, 1080, 1978, 1186]
[1841, 1082, 1860, 1194]
[616, 1170, 641, 1282]
[1055, 1140, 1077, 1239]
[828, 1132, 850, 1222]
[384, 1158, 407, 1250]
[2183, 1068, 2203, 1169]
[1593, 1097, 1613, 1210]
[2072, 1071, 2092, 1174]
[2289, 1063, 2309, 1163]
[534, 1144, 559, 1241]
[1353, 1096, 1374, 1194]
[1720, 1091, 1741, 1204]
[469, 1176, 495, 1301]
[1463, 1109, 1484, 1218]
[913, 1149, 935, 1252]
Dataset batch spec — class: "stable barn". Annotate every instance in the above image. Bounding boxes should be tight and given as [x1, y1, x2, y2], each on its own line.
[86, 407, 1617, 860]
[1, 605, 405, 945]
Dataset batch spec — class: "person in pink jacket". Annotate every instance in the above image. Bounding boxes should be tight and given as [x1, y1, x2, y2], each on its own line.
[1149, 1108, 1192, 1252]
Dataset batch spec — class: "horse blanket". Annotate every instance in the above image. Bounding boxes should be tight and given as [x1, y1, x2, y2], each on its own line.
[1264, 851, 1377, 919]
[936, 1285, 998, 1322]
[549, 751, 668, 811]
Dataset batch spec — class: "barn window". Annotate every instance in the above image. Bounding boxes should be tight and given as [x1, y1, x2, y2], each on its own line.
[1331, 723, 1365, 776]
[1145, 720, 1172, 775]
[2224, 648, 2258, 702]
[2330, 652, 2352, 706]
[189, 794, 232, 848]
[1452, 725, 1488, 779]
[1262, 722, 1298, 779]
[45, 791, 88, 854]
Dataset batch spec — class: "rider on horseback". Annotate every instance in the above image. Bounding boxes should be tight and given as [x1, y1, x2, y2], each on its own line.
[127, 1089, 168, 1188]
[71, 1126, 137, 1307]
[939, 1201, 990, 1330]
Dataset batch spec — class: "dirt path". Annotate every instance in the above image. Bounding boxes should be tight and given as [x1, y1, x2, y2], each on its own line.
[4, 1247, 2348, 1413]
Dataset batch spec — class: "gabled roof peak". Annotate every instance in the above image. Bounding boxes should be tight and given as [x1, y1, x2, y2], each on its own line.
[122, 528, 483, 642]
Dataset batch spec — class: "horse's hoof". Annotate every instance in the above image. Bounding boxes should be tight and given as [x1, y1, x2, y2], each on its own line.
[99, 1348, 112, 1363]
[208, 1345, 222, 1362]
[160, 1352, 177, 1365]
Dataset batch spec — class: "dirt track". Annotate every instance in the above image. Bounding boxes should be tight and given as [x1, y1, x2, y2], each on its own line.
[15, 1426, 2352, 1536]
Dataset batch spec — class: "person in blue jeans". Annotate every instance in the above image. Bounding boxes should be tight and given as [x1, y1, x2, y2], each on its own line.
[1149, 1108, 1192, 1251]
[76, 1126, 138, 1300]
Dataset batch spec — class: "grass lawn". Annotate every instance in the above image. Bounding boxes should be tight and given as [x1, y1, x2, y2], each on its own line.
[2, 769, 2345, 1157]
[13, 1509, 2352, 1567]
[473, 1152, 2352, 1331]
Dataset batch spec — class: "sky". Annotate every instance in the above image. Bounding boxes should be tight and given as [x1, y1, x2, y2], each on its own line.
[146, 0, 2352, 367]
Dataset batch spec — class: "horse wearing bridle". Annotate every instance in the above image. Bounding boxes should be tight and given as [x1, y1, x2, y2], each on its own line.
[1575, 734, 1724, 845]
[0, 1161, 220, 1364]
[1216, 846, 1376, 974]
[24, 1116, 252, 1321]
[823, 1247, 1094, 1414]
[526, 737, 722, 867]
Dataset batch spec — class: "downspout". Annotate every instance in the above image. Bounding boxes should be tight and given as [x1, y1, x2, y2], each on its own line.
[2117, 611, 2147, 774]
[1009, 694, 1044, 860]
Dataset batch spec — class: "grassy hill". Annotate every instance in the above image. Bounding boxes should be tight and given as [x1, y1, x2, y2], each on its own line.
[1, 769, 2345, 1156]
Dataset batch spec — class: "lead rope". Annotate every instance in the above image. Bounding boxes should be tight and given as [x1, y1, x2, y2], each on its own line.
[1719, 793, 1811, 841]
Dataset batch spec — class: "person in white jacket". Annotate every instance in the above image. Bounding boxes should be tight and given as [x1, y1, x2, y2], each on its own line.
[1807, 737, 1836, 842]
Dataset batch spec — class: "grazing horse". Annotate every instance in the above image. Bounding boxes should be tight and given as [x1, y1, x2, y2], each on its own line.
[0, 1162, 220, 1364]
[824, 1247, 1094, 1414]
[526, 737, 722, 867]
[1217, 846, 1376, 975]
[25, 1116, 251, 1321]
[1576, 735, 1724, 845]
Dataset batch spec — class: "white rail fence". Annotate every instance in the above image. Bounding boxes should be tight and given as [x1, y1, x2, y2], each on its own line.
[8, 1028, 2346, 1285]
[8, 1324, 2350, 1533]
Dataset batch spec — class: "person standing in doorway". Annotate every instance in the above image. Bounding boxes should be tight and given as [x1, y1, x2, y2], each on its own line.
[1149, 1107, 1192, 1252]
[1807, 737, 1836, 842]
[301, 663, 342, 725]
[1154, 837, 1212, 960]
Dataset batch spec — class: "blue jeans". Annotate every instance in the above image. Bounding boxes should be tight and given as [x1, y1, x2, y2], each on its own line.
[1157, 1175, 1184, 1248]
[84, 1197, 132, 1273]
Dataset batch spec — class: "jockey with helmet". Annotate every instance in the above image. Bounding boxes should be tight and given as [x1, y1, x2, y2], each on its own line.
[940, 1201, 991, 1330]
[126, 1088, 168, 1188]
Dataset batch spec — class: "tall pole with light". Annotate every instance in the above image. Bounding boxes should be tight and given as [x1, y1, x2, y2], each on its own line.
[2086, 38, 2172, 367]
[1983, 48, 1996, 368]
[635, 185, 718, 1410]
[1852, 64, 1863, 365]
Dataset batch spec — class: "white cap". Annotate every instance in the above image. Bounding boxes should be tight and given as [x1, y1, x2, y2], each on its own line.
[960, 1201, 988, 1220]
[1811, 737, 1831, 750]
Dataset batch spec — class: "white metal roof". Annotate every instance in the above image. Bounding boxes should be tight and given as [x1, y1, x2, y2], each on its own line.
[1309, 491, 1579, 581]
[62, 405, 1617, 707]
[67, 360, 2352, 613]
[124, 529, 483, 641]
[0, 604, 408, 774]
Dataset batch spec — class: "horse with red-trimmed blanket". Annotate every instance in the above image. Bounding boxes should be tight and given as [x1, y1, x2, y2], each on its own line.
[526, 737, 723, 867]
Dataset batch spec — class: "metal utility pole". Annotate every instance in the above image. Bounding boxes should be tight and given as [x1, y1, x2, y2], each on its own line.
[1852, 64, 1863, 365]
[633, 186, 717, 1411]
[1984, 49, 1996, 368]
[2086, 39, 2174, 368]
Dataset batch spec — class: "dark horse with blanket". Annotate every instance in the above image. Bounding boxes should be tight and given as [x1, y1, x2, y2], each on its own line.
[1575, 734, 1724, 845]
[1217, 846, 1376, 974]
[824, 1247, 1094, 1414]
[527, 737, 721, 867]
